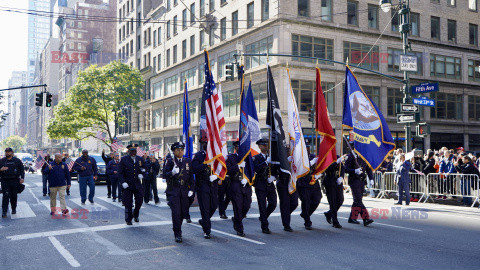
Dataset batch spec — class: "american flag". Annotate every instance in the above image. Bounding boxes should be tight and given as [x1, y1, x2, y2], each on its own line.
[34, 153, 46, 171]
[96, 131, 106, 141]
[150, 144, 160, 152]
[64, 158, 75, 171]
[203, 50, 227, 180]
[111, 139, 123, 152]
[136, 147, 146, 157]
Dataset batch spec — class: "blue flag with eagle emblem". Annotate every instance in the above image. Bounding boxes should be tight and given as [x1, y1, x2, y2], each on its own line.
[342, 66, 395, 171]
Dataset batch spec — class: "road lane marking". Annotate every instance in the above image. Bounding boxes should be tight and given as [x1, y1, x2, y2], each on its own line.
[27, 186, 41, 205]
[97, 196, 145, 208]
[69, 198, 109, 212]
[336, 217, 422, 232]
[48, 236, 81, 268]
[187, 223, 265, 245]
[40, 200, 73, 213]
[10, 201, 36, 219]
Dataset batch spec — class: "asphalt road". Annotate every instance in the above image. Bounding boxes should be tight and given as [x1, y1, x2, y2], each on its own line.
[0, 173, 479, 270]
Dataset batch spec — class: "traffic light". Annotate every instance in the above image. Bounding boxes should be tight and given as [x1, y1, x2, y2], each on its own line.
[236, 63, 243, 81]
[308, 108, 315, 122]
[46, 92, 53, 107]
[225, 63, 235, 81]
[35, 92, 43, 107]
[416, 123, 430, 137]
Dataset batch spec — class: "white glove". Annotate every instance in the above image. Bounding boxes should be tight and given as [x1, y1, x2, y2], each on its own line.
[141, 168, 146, 173]
[241, 178, 248, 186]
[336, 156, 345, 164]
[314, 173, 322, 180]
[160, 178, 166, 183]
[310, 157, 318, 166]
[267, 176, 276, 183]
[355, 168, 363, 175]
[238, 162, 245, 168]
[266, 157, 271, 164]
[370, 180, 374, 186]
[209, 175, 218, 182]
[188, 191, 194, 197]
[122, 183, 129, 189]
[171, 166, 179, 175]
[287, 156, 293, 162]
[138, 174, 143, 180]
[336, 177, 343, 185]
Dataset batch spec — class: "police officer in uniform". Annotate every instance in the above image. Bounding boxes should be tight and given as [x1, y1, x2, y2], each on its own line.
[344, 143, 374, 226]
[119, 145, 146, 225]
[0, 148, 25, 218]
[164, 142, 195, 243]
[253, 138, 278, 234]
[218, 142, 234, 219]
[145, 153, 160, 204]
[323, 155, 346, 228]
[226, 141, 251, 236]
[192, 140, 219, 239]
[297, 145, 322, 230]
[106, 153, 122, 202]
[277, 144, 298, 232]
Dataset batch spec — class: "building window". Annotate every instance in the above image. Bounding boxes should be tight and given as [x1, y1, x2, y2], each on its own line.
[182, 9, 187, 29]
[164, 75, 178, 96]
[182, 40, 187, 59]
[223, 89, 241, 117]
[220, 18, 226, 41]
[157, 27, 162, 44]
[247, 2, 254, 28]
[469, 96, 480, 121]
[164, 104, 178, 127]
[173, 16, 178, 35]
[180, 100, 198, 124]
[292, 34, 334, 64]
[431, 16, 440, 40]
[200, 0, 205, 17]
[362, 86, 380, 108]
[167, 21, 171, 39]
[209, 0, 215, 13]
[173, 45, 177, 64]
[157, 54, 161, 71]
[200, 30, 205, 50]
[167, 0, 171, 11]
[469, 0, 477, 11]
[387, 88, 403, 116]
[262, 0, 269, 21]
[410, 13, 420, 36]
[321, 0, 332, 22]
[152, 108, 162, 128]
[218, 51, 236, 78]
[166, 49, 170, 67]
[368, 5, 378, 29]
[291, 80, 335, 113]
[430, 54, 461, 79]
[153, 56, 156, 70]
[232, 11, 238, 36]
[430, 92, 462, 120]
[447, 20, 457, 43]
[344, 41, 379, 71]
[391, 10, 399, 32]
[470, 24, 478, 46]
[153, 81, 163, 99]
[245, 36, 273, 69]
[387, 48, 423, 75]
[447, 0, 456, 6]
[174, 0, 178, 6]
[209, 26, 215, 46]
[468, 59, 480, 82]
[180, 67, 197, 87]
[298, 0, 309, 17]
[347, 1, 358, 26]
[190, 3, 196, 24]
[190, 35, 195, 55]
[153, 30, 157, 47]
[199, 63, 205, 85]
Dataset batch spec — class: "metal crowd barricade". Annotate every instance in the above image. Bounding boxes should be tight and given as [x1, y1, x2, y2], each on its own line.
[378, 172, 397, 199]
[377, 172, 427, 201]
[425, 173, 480, 207]
[369, 171, 383, 198]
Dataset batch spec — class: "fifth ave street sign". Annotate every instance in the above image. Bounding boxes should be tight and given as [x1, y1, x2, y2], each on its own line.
[400, 55, 418, 72]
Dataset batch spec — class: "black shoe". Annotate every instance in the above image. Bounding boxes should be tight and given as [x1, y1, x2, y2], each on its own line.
[332, 223, 343, 229]
[363, 219, 374, 227]
[126, 221, 133, 225]
[175, 237, 183, 243]
[11, 210, 16, 215]
[186, 218, 192, 223]
[66, 192, 70, 196]
[236, 231, 245, 237]
[107, 195, 111, 198]
[348, 218, 360, 224]
[204, 233, 211, 239]
[324, 211, 332, 224]
[305, 225, 313, 230]
[154, 200, 160, 204]
[121, 202, 125, 206]
[134, 217, 139, 223]
[112, 198, 116, 202]
[89, 200, 94, 204]
[262, 228, 271, 234]
[43, 194, 47, 197]
[220, 214, 228, 219]
[2, 212, 7, 218]
[283, 226, 293, 232]
[81, 201, 86, 205]
[394, 202, 402, 205]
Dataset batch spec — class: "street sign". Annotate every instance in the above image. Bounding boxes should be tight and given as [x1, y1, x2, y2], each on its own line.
[397, 113, 417, 123]
[413, 96, 435, 107]
[400, 54, 418, 72]
[411, 82, 439, 95]
[399, 104, 419, 113]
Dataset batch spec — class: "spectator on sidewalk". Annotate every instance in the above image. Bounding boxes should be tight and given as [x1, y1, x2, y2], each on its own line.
[454, 155, 478, 206]
[439, 150, 457, 200]
[43, 154, 71, 216]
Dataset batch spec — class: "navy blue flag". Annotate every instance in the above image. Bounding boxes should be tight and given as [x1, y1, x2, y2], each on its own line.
[342, 66, 395, 170]
[182, 80, 193, 159]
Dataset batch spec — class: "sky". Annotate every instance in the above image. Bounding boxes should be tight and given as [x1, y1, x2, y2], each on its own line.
[0, 0, 29, 90]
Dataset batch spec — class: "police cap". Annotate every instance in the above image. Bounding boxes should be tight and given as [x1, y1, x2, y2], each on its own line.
[256, 138, 268, 146]
[171, 142, 185, 151]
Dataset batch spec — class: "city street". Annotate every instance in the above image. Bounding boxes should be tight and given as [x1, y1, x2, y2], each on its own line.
[1, 173, 479, 269]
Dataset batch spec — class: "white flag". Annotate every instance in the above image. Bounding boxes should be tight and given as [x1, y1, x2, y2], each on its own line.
[286, 69, 310, 193]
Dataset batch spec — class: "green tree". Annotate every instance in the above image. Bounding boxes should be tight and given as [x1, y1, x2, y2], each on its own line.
[47, 61, 144, 150]
[0, 135, 27, 152]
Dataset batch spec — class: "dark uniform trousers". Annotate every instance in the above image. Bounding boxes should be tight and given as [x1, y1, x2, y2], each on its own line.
[345, 153, 372, 220]
[217, 177, 231, 216]
[230, 180, 252, 233]
[123, 183, 144, 221]
[255, 184, 277, 230]
[192, 150, 218, 234]
[323, 161, 345, 225]
[164, 157, 194, 238]
[1, 180, 19, 213]
[118, 156, 146, 223]
[297, 180, 322, 227]
[276, 175, 298, 228]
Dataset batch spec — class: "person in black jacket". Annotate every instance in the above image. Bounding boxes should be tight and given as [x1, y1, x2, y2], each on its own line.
[106, 153, 122, 203]
[144, 153, 160, 204]
[41, 154, 52, 196]
[0, 148, 25, 218]
[423, 152, 437, 175]
[323, 155, 346, 229]
[102, 150, 113, 198]
[455, 155, 478, 206]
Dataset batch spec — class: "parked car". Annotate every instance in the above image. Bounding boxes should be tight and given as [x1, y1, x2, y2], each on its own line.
[89, 154, 107, 184]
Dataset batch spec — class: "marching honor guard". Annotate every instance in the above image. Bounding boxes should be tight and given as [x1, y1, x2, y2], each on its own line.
[119, 145, 146, 225]
[227, 141, 251, 236]
[253, 138, 278, 234]
[164, 142, 195, 243]
[277, 145, 298, 232]
[192, 140, 219, 239]
[323, 155, 346, 228]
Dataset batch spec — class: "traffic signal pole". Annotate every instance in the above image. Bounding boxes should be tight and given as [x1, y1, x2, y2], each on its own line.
[400, 0, 412, 152]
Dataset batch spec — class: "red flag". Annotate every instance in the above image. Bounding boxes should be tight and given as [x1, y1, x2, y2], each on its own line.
[313, 67, 337, 175]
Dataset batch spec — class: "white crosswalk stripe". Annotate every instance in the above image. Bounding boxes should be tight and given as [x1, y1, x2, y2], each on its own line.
[10, 201, 36, 219]
[97, 196, 145, 209]
[40, 199, 73, 213]
[69, 198, 109, 212]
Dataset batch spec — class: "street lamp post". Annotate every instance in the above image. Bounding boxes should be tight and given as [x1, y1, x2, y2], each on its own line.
[380, 0, 412, 151]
